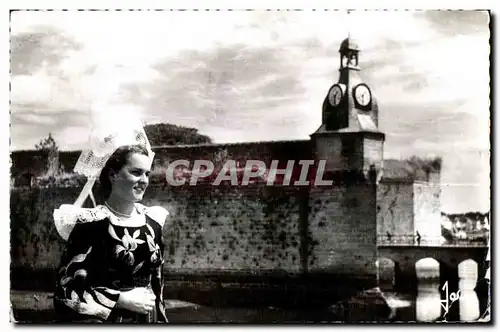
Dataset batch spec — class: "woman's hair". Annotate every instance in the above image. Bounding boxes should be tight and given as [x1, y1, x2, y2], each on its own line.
[98, 144, 150, 201]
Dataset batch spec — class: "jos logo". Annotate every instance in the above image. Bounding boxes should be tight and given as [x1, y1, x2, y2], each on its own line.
[440, 281, 461, 318]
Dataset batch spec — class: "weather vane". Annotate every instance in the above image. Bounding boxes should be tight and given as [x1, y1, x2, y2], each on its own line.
[346, 9, 353, 39]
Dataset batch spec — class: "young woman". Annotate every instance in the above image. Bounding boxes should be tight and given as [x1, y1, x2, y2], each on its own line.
[53, 144, 169, 323]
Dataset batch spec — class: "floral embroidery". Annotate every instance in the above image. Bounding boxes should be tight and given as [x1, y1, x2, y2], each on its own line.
[146, 223, 162, 264]
[59, 247, 92, 297]
[133, 261, 145, 274]
[108, 225, 145, 266]
[150, 244, 162, 264]
[62, 290, 112, 320]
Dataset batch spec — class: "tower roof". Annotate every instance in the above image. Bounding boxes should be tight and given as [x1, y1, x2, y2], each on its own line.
[339, 37, 360, 52]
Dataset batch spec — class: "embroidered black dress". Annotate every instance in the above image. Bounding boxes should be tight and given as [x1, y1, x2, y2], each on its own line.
[53, 204, 169, 323]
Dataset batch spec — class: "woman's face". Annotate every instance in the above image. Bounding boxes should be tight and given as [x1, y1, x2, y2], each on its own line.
[110, 152, 151, 202]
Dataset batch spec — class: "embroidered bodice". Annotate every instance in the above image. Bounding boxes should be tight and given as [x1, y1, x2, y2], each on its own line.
[52, 203, 169, 323]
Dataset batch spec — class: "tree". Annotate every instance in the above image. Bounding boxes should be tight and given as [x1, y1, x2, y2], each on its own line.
[35, 132, 58, 151]
[35, 132, 59, 176]
[144, 123, 212, 146]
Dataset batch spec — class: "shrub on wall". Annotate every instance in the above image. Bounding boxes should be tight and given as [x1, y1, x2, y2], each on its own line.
[406, 155, 442, 173]
[32, 173, 87, 188]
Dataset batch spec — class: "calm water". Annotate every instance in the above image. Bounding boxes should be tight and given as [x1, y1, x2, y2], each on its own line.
[13, 259, 489, 323]
[406, 281, 483, 322]
[13, 285, 488, 323]
[381, 258, 488, 322]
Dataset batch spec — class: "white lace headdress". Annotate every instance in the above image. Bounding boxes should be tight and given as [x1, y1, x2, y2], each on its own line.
[53, 103, 155, 240]
[75, 63, 155, 206]
[72, 102, 155, 207]
[53, 64, 156, 240]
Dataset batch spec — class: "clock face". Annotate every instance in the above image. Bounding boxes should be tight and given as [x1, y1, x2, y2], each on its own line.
[354, 84, 371, 107]
[328, 85, 343, 107]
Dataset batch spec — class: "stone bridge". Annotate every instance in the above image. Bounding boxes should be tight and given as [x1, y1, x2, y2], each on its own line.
[376, 236, 488, 294]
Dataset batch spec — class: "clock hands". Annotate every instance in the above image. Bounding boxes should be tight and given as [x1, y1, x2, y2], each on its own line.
[329, 85, 343, 106]
[355, 85, 370, 106]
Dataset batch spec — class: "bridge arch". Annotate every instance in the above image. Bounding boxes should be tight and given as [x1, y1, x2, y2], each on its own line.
[376, 257, 399, 290]
[415, 257, 440, 281]
[458, 259, 478, 291]
[377, 245, 488, 295]
[457, 259, 481, 321]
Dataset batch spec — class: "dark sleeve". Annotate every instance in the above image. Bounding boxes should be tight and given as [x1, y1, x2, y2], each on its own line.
[53, 221, 120, 322]
[150, 222, 168, 322]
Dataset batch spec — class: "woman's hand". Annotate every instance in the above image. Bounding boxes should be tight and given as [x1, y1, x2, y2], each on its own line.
[115, 287, 156, 314]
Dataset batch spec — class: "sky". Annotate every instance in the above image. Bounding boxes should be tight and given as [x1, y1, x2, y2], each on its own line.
[9, 10, 490, 213]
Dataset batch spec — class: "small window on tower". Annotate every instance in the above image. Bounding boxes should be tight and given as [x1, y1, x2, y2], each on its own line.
[341, 137, 356, 157]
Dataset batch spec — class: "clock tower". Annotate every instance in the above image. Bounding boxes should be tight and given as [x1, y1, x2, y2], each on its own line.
[311, 37, 385, 183]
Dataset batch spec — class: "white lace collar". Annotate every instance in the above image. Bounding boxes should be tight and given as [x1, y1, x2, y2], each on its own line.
[53, 203, 169, 241]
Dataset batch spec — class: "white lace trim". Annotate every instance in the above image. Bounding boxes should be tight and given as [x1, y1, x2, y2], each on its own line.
[136, 203, 169, 227]
[53, 205, 109, 241]
[54, 203, 169, 241]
